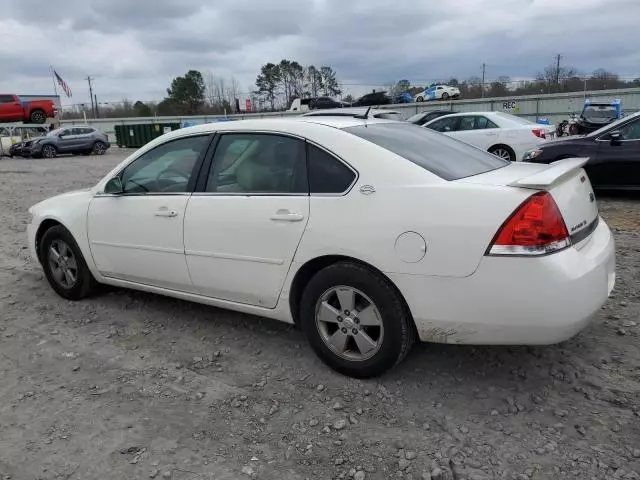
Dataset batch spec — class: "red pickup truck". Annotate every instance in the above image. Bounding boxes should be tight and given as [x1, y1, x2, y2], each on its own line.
[0, 94, 57, 124]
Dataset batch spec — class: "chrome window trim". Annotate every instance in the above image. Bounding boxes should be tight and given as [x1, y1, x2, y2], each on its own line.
[196, 131, 359, 198]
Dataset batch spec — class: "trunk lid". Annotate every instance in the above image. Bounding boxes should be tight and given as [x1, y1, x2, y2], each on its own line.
[458, 158, 599, 243]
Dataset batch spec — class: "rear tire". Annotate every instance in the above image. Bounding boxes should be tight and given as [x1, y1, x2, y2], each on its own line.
[489, 145, 515, 162]
[92, 141, 107, 155]
[299, 261, 415, 378]
[29, 109, 47, 124]
[40, 225, 98, 300]
[442, 92, 450, 100]
[416, 96, 424, 102]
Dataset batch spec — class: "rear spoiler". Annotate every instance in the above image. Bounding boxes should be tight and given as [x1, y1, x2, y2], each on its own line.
[508, 157, 590, 189]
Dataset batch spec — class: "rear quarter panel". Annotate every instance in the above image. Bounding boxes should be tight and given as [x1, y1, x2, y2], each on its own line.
[289, 128, 532, 278]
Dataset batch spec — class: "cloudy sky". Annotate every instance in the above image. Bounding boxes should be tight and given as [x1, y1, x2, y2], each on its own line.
[1, 0, 639, 107]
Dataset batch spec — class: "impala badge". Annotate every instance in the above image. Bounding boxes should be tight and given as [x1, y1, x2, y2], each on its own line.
[359, 185, 375, 195]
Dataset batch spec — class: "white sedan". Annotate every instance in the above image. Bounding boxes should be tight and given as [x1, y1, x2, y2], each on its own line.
[27, 115, 615, 378]
[414, 85, 461, 102]
[424, 111, 555, 162]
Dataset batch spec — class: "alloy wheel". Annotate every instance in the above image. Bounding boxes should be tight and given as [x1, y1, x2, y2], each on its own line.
[492, 148, 512, 161]
[48, 239, 78, 288]
[42, 145, 56, 158]
[31, 111, 46, 123]
[315, 286, 384, 361]
[93, 142, 106, 155]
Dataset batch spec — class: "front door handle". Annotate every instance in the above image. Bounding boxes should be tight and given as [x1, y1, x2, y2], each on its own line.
[154, 208, 178, 218]
[270, 209, 304, 222]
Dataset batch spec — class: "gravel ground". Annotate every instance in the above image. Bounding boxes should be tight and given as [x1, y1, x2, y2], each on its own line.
[1, 151, 639, 480]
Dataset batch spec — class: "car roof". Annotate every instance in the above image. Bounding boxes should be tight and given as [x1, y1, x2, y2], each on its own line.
[159, 117, 399, 140]
[302, 107, 400, 117]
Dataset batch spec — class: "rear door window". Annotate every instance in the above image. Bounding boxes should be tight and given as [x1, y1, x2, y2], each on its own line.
[307, 144, 356, 194]
[343, 123, 507, 181]
[427, 116, 460, 132]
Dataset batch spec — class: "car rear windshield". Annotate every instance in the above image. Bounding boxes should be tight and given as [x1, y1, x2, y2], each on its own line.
[343, 123, 508, 181]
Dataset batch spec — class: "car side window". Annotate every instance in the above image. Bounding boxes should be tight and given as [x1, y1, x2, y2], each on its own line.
[0, 95, 14, 103]
[119, 135, 210, 194]
[617, 118, 640, 140]
[458, 116, 475, 131]
[307, 144, 356, 194]
[206, 133, 307, 194]
[475, 116, 498, 129]
[71, 128, 83, 135]
[428, 117, 459, 132]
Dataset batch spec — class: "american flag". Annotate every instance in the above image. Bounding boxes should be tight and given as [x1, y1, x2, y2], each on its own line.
[54, 70, 72, 98]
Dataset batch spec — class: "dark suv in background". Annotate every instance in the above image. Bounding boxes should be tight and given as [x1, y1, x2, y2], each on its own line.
[10, 126, 110, 158]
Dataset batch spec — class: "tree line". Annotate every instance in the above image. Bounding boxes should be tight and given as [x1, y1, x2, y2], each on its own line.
[60, 60, 640, 120]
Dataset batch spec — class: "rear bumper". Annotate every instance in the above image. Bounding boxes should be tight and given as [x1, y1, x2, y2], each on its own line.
[390, 218, 615, 345]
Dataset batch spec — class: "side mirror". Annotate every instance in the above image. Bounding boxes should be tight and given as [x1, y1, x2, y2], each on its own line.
[104, 177, 123, 194]
[609, 131, 622, 142]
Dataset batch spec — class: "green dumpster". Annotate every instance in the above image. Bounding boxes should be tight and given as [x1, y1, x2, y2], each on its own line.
[115, 123, 181, 148]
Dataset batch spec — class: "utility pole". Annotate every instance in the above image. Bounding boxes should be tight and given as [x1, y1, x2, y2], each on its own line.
[481, 63, 486, 98]
[555, 54, 562, 85]
[85, 76, 95, 119]
[94, 94, 99, 118]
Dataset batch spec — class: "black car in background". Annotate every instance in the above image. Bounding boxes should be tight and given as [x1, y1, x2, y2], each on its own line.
[523, 111, 640, 190]
[352, 91, 392, 107]
[309, 96, 348, 110]
[406, 110, 452, 126]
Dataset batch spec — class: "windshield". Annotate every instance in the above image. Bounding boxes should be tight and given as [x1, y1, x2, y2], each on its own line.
[583, 106, 616, 119]
[374, 112, 403, 120]
[587, 112, 640, 137]
[406, 113, 425, 122]
[343, 123, 507, 181]
[47, 127, 66, 137]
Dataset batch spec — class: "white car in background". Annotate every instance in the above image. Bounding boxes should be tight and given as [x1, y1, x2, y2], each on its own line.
[27, 115, 614, 378]
[414, 85, 461, 102]
[424, 111, 555, 162]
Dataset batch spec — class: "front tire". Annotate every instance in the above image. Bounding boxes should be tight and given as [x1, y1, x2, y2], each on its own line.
[41, 144, 57, 158]
[442, 92, 450, 100]
[416, 96, 424, 102]
[40, 225, 98, 300]
[300, 262, 415, 378]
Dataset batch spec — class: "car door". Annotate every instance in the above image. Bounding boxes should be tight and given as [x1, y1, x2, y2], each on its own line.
[0, 95, 23, 121]
[87, 134, 212, 289]
[593, 116, 640, 188]
[426, 116, 461, 135]
[453, 115, 500, 151]
[184, 132, 310, 308]
[56, 128, 76, 152]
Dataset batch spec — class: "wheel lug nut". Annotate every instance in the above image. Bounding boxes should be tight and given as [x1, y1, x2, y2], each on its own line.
[344, 310, 350, 316]
[337, 316, 343, 322]
[352, 328, 358, 334]
[354, 318, 360, 324]
[341, 328, 347, 334]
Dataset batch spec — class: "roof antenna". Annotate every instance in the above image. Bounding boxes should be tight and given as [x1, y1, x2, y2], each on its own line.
[354, 106, 372, 120]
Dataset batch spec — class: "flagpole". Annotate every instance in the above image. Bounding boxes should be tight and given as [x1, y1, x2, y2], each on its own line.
[50, 66, 59, 96]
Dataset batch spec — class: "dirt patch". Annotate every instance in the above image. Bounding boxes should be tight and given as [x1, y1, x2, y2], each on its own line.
[1, 153, 639, 479]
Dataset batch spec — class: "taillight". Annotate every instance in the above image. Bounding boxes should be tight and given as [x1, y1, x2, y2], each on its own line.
[487, 192, 570, 256]
[532, 128, 546, 139]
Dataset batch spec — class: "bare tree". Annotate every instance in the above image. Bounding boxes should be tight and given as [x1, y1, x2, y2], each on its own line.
[204, 71, 216, 107]
[225, 76, 241, 111]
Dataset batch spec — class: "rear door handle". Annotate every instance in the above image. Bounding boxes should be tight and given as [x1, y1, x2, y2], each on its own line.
[154, 209, 178, 218]
[270, 209, 304, 222]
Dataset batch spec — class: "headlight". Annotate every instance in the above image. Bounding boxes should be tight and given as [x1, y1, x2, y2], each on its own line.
[523, 148, 543, 161]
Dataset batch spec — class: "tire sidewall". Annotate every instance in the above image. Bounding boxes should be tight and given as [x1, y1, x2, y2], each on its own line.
[299, 263, 409, 377]
[93, 141, 106, 155]
[40, 225, 93, 300]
